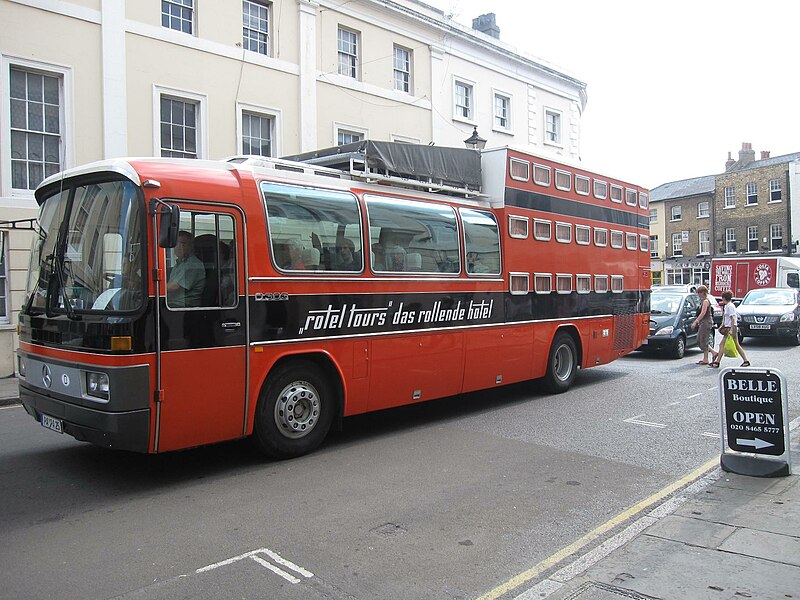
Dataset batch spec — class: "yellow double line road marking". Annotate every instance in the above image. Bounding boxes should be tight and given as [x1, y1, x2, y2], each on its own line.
[478, 456, 719, 600]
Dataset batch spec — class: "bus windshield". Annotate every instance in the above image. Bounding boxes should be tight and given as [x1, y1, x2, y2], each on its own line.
[26, 179, 145, 315]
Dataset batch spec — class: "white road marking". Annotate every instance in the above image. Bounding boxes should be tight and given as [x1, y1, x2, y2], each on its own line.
[702, 432, 721, 438]
[623, 415, 667, 429]
[0, 404, 21, 411]
[251, 555, 300, 584]
[686, 393, 702, 399]
[196, 547, 313, 584]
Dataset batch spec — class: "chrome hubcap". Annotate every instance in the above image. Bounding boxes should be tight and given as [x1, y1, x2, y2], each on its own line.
[274, 381, 320, 439]
[553, 344, 574, 382]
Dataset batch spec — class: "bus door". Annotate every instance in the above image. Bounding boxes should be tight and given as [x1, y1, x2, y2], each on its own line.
[155, 205, 248, 452]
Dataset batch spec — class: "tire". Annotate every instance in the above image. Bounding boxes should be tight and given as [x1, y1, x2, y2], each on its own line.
[543, 332, 578, 393]
[252, 360, 335, 459]
[672, 334, 686, 359]
[791, 326, 800, 347]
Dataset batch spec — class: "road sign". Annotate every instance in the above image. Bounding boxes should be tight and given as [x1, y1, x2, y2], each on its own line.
[719, 367, 791, 477]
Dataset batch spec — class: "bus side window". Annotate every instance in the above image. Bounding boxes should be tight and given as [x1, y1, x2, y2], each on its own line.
[365, 194, 459, 275]
[460, 208, 501, 276]
[262, 183, 363, 274]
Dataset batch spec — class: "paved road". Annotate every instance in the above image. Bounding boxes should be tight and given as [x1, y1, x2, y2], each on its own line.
[1, 337, 797, 599]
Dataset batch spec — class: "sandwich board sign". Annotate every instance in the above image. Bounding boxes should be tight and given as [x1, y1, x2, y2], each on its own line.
[719, 367, 791, 477]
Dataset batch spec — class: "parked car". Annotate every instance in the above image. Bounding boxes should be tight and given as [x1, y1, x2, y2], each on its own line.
[642, 291, 701, 358]
[708, 294, 723, 328]
[652, 284, 698, 293]
[736, 288, 800, 345]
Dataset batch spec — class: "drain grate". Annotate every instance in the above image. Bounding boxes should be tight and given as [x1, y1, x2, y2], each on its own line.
[563, 581, 661, 600]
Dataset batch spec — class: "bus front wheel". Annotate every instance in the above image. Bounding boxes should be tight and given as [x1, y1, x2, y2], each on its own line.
[253, 360, 334, 459]
[543, 332, 577, 394]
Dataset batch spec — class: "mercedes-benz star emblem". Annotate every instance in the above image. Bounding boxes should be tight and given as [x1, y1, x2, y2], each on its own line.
[42, 364, 52, 388]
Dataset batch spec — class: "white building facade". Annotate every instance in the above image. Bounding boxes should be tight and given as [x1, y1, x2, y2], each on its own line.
[0, 0, 587, 375]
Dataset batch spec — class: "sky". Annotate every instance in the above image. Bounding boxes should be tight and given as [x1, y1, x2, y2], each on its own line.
[424, 0, 800, 190]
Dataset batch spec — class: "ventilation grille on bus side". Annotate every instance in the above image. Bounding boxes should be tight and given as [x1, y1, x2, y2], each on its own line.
[612, 301, 636, 351]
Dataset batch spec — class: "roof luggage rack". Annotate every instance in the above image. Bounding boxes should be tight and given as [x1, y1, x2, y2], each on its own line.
[281, 140, 484, 198]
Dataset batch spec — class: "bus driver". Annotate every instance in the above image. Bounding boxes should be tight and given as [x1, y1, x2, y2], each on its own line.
[167, 231, 206, 307]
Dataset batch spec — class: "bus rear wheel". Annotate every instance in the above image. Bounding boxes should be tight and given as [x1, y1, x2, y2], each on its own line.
[543, 332, 577, 394]
[253, 360, 334, 459]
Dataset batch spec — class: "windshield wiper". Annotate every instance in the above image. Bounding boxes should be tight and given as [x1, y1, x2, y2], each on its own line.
[45, 227, 80, 321]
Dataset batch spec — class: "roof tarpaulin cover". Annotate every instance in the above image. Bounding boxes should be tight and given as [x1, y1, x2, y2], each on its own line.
[283, 141, 482, 189]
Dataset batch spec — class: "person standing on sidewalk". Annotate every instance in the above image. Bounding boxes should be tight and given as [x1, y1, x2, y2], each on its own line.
[710, 290, 750, 368]
[691, 285, 717, 365]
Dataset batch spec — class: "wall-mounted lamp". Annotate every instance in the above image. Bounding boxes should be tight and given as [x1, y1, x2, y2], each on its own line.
[463, 126, 486, 150]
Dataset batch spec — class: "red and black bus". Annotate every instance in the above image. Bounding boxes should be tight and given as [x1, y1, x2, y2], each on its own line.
[17, 142, 650, 458]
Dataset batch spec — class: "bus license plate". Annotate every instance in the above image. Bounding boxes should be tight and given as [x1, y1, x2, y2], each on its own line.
[749, 324, 770, 330]
[41, 413, 63, 434]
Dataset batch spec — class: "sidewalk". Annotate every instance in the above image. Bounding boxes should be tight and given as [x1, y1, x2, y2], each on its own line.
[518, 426, 800, 600]
[0, 375, 19, 406]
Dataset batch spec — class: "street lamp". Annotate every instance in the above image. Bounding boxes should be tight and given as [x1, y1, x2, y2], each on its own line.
[463, 126, 486, 150]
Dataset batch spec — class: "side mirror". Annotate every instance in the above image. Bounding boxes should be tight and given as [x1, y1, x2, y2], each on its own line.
[158, 203, 181, 248]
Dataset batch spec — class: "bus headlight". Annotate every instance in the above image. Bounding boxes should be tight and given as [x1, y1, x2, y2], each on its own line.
[86, 371, 110, 400]
[18, 356, 26, 378]
[780, 312, 795, 322]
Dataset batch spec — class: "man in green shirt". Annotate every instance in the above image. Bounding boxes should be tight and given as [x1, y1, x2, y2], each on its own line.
[167, 231, 205, 308]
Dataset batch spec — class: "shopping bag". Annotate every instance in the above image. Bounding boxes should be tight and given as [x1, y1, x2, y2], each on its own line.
[723, 334, 739, 358]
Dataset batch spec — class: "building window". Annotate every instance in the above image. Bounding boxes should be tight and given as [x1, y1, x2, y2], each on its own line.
[337, 128, 364, 145]
[724, 186, 735, 208]
[672, 232, 682, 257]
[770, 179, 782, 202]
[771, 224, 783, 251]
[162, 0, 194, 34]
[454, 80, 473, 120]
[650, 235, 659, 258]
[243, 0, 270, 55]
[747, 225, 758, 252]
[0, 232, 7, 321]
[160, 96, 198, 158]
[9, 67, 63, 190]
[494, 92, 510, 130]
[697, 201, 709, 218]
[241, 111, 273, 156]
[697, 230, 710, 255]
[337, 27, 359, 79]
[671, 206, 681, 221]
[544, 109, 561, 144]
[746, 182, 758, 205]
[649, 209, 657, 223]
[393, 46, 411, 93]
[725, 228, 736, 253]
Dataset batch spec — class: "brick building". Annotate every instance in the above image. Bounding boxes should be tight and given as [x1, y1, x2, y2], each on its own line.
[650, 143, 800, 287]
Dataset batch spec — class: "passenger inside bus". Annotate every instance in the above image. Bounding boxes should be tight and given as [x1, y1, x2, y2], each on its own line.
[281, 238, 305, 270]
[373, 229, 406, 271]
[167, 231, 206, 308]
[332, 237, 359, 271]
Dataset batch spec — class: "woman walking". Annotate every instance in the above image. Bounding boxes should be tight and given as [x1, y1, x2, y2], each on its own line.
[691, 285, 717, 365]
[710, 290, 750, 368]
